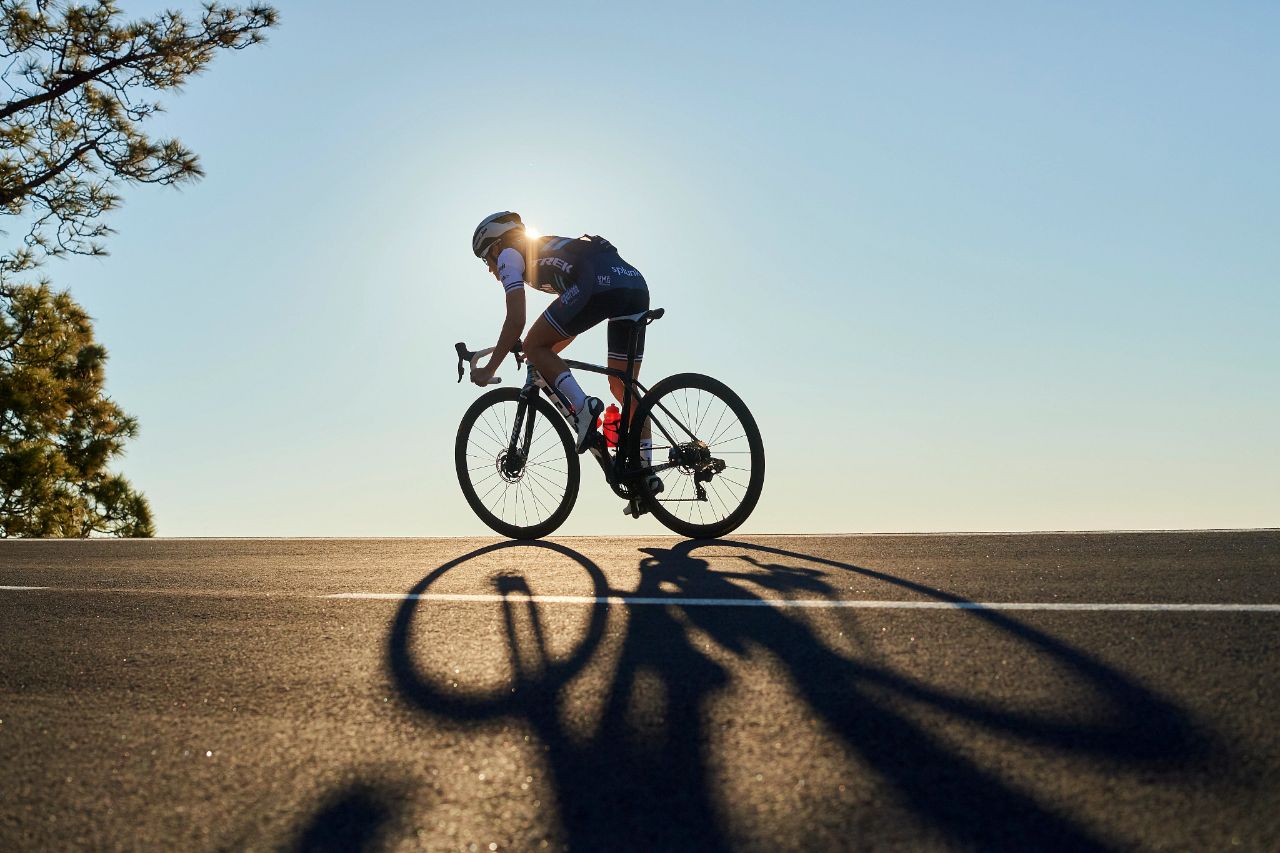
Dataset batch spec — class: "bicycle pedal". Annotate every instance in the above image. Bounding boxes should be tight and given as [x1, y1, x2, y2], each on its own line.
[623, 498, 649, 519]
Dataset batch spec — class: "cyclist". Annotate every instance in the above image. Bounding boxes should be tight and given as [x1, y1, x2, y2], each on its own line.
[470, 211, 661, 497]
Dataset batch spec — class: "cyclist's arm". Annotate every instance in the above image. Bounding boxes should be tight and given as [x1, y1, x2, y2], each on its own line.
[486, 287, 525, 371]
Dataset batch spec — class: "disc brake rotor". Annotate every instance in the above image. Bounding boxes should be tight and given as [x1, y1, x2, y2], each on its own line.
[495, 448, 526, 483]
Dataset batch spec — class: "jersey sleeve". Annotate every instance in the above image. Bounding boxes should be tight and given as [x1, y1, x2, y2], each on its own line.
[495, 247, 525, 293]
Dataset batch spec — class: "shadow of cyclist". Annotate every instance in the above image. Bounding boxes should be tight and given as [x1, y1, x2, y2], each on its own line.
[635, 539, 1212, 850]
[388, 538, 1211, 852]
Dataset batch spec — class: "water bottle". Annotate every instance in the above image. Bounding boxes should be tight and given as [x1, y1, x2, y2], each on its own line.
[603, 404, 621, 448]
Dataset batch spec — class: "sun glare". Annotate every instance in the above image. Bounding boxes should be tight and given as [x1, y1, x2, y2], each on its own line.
[525, 225, 541, 239]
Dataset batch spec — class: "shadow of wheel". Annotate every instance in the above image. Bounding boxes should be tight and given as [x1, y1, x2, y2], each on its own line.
[388, 540, 609, 719]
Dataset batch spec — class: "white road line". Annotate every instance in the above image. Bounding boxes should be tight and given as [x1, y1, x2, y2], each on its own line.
[0, 530, 1272, 543]
[2, 586, 1276, 612]
[322, 592, 1280, 612]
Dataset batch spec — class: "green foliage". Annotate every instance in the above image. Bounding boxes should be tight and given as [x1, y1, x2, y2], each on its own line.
[0, 281, 152, 536]
[0, 2, 278, 536]
[0, 0, 278, 265]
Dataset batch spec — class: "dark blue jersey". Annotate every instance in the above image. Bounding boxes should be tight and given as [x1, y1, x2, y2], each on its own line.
[495, 234, 633, 296]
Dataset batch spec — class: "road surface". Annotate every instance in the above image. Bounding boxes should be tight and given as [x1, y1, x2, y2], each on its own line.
[2, 532, 1278, 851]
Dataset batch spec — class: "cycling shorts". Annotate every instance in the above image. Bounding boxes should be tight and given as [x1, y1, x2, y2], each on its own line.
[542, 252, 650, 362]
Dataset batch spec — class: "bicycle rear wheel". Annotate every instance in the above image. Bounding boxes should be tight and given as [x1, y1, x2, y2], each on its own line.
[625, 372, 764, 538]
[455, 387, 580, 540]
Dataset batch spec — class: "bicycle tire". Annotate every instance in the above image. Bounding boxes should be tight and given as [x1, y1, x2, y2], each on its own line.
[455, 387, 580, 540]
[624, 372, 764, 538]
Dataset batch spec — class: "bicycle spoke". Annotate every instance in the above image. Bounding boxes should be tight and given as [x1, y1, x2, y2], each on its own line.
[527, 441, 564, 465]
[497, 479, 512, 521]
[484, 408, 509, 446]
[708, 418, 742, 445]
[693, 395, 718, 440]
[526, 469, 565, 507]
[527, 465, 565, 490]
[703, 402, 729, 445]
[516, 480, 530, 527]
[708, 479, 731, 518]
[531, 422, 555, 453]
[478, 474, 504, 505]
[475, 414, 505, 449]
[471, 475, 502, 499]
[468, 432, 501, 459]
[713, 473, 744, 499]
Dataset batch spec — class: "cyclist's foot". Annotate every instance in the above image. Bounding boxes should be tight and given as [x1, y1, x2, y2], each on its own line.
[623, 475, 664, 518]
[571, 397, 604, 453]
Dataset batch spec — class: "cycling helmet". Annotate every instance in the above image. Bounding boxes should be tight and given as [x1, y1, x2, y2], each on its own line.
[472, 211, 523, 259]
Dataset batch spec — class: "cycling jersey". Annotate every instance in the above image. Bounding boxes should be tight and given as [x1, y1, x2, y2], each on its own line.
[494, 235, 636, 295]
[495, 234, 650, 361]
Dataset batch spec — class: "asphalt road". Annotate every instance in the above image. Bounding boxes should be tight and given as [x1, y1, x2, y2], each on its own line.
[1, 532, 1278, 851]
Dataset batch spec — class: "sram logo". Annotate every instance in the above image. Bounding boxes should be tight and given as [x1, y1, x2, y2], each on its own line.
[612, 266, 641, 277]
[539, 257, 573, 273]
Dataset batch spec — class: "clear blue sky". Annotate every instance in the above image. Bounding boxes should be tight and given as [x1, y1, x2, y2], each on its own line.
[51, 1, 1280, 535]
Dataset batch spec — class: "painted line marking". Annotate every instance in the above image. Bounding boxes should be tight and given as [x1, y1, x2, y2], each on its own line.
[0, 530, 1273, 544]
[2, 586, 1275, 613]
[322, 592, 1280, 612]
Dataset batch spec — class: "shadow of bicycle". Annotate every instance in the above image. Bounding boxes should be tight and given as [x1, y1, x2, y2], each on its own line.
[387, 539, 1214, 851]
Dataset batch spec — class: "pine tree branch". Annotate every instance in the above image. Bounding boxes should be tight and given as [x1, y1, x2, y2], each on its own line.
[0, 135, 101, 205]
[0, 51, 135, 121]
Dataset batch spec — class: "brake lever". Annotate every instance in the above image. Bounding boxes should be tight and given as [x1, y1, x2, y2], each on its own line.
[455, 342, 471, 383]
[455, 341, 520, 385]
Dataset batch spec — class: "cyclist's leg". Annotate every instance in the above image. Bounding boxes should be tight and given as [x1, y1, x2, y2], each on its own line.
[603, 270, 649, 408]
[604, 288, 652, 457]
[526, 277, 610, 420]
[523, 319, 575, 376]
[524, 315, 581, 411]
[608, 351, 652, 467]
[606, 319, 645, 414]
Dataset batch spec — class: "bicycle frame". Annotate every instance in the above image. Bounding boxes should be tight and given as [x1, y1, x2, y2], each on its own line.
[457, 310, 699, 501]
[519, 354, 646, 499]
[503, 322, 692, 501]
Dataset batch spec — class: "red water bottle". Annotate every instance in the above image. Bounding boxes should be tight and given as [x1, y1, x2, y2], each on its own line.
[603, 404, 621, 448]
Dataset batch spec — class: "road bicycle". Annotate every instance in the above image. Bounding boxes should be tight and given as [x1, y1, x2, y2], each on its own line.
[452, 308, 764, 539]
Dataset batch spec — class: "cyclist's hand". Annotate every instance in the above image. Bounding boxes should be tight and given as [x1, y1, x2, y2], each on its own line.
[470, 363, 497, 386]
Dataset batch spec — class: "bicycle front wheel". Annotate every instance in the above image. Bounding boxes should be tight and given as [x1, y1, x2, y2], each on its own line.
[626, 372, 765, 538]
[455, 387, 580, 540]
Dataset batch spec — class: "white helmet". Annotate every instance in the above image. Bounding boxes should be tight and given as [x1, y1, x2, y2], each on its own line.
[472, 211, 523, 259]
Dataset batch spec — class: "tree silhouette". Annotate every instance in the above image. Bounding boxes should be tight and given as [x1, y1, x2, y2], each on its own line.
[0, 2, 278, 536]
[1, 282, 150, 535]
[0, 1, 278, 264]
